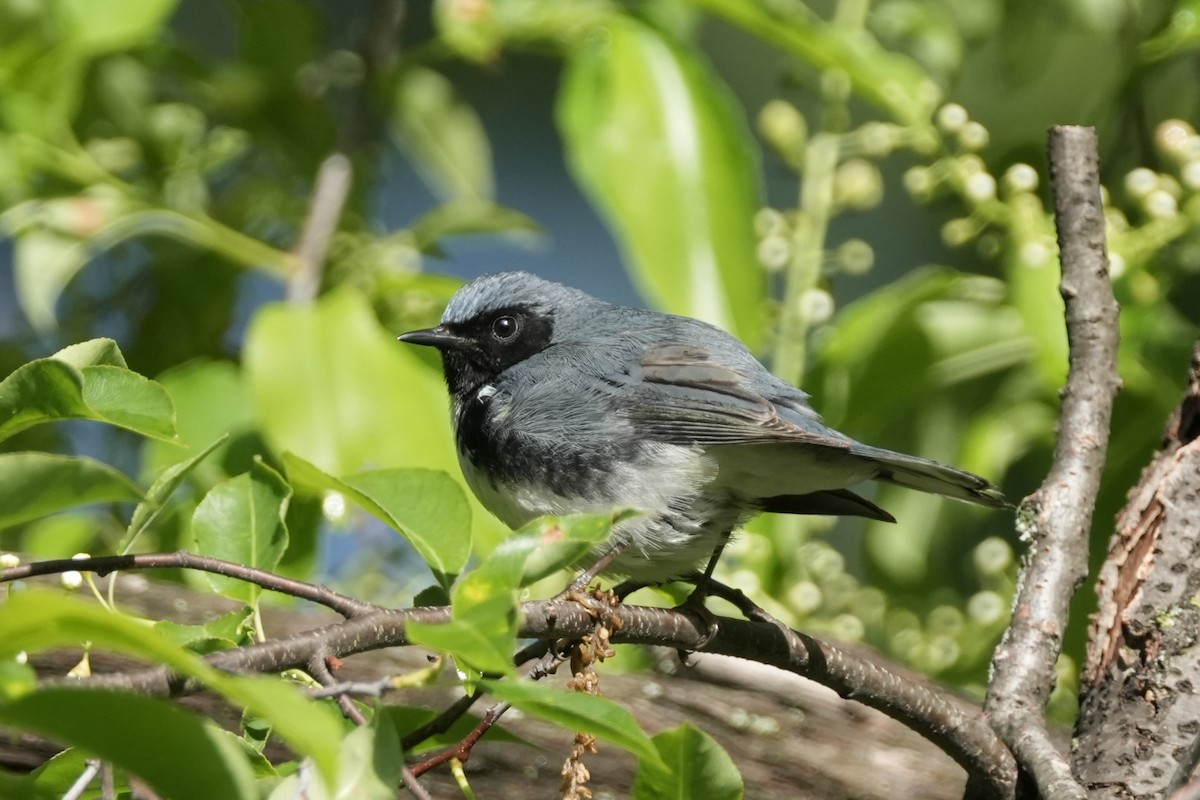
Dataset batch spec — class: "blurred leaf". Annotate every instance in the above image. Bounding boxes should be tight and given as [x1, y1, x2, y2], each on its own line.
[20, 513, 98, 559]
[0, 343, 177, 443]
[690, 0, 940, 127]
[0, 659, 37, 702]
[142, 359, 256, 482]
[408, 199, 543, 254]
[57, 0, 179, 55]
[243, 288, 508, 551]
[284, 454, 471, 585]
[481, 680, 666, 770]
[390, 66, 493, 201]
[0, 688, 257, 800]
[123, 433, 230, 553]
[0, 592, 344, 785]
[559, 18, 766, 346]
[330, 719, 400, 800]
[155, 608, 254, 653]
[191, 459, 291, 603]
[0, 453, 141, 530]
[12, 229, 90, 333]
[633, 723, 743, 800]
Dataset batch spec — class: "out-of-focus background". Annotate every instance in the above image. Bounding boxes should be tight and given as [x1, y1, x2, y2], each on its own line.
[2, 0, 1198, 714]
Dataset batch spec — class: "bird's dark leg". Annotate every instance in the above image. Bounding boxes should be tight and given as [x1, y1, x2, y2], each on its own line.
[673, 533, 734, 654]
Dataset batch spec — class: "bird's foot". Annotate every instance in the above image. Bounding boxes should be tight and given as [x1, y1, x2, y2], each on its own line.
[673, 581, 721, 661]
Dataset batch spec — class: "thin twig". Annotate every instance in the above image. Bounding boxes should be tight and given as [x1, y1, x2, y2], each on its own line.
[287, 152, 353, 304]
[62, 760, 100, 800]
[309, 652, 368, 726]
[1, 551, 379, 618]
[401, 765, 434, 800]
[980, 126, 1119, 799]
[409, 701, 512, 777]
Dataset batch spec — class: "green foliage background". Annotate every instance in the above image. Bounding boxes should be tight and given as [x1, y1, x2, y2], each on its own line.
[1, 0, 1199, 795]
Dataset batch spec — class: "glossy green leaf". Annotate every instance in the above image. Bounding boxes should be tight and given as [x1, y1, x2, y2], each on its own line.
[0, 688, 257, 800]
[482, 679, 666, 771]
[407, 512, 625, 672]
[284, 454, 471, 584]
[0, 341, 177, 443]
[689, 0, 939, 128]
[191, 459, 291, 603]
[123, 433, 229, 553]
[558, 18, 766, 346]
[390, 65, 493, 201]
[52, 338, 128, 368]
[634, 723, 743, 800]
[0, 592, 343, 785]
[0, 453, 142, 530]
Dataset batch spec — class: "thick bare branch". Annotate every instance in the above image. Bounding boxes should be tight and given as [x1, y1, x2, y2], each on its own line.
[982, 126, 1120, 799]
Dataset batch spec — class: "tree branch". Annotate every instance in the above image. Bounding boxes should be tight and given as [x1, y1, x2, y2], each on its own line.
[981, 125, 1120, 799]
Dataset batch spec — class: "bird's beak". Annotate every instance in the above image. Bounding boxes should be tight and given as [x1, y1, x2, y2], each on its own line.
[397, 326, 469, 351]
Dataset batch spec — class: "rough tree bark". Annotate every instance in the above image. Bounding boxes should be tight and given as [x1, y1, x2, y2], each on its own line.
[1074, 341, 1200, 798]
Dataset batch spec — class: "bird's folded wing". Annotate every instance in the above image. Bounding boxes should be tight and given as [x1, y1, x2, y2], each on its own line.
[622, 343, 852, 449]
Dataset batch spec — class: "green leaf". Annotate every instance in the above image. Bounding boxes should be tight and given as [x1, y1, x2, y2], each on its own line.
[406, 512, 625, 673]
[25, 749, 95, 799]
[52, 338, 129, 368]
[0, 453, 142, 530]
[0, 341, 177, 443]
[689, 0, 940, 128]
[155, 608, 254, 653]
[191, 459, 291, 603]
[390, 65, 493, 201]
[558, 18, 766, 347]
[21, 513, 98, 559]
[141, 359, 256, 482]
[330, 719, 401, 800]
[633, 724, 743, 800]
[122, 433, 230, 553]
[0, 688, 257, 800]
[0, 592, 344, 786]
[481, 680, 666, 771]
[12, 230, 90, 333]
[511, 512, 630, 587]
[242, 248, 506, 555]
[409, 199, 543, 254]
[57, 0, 180, 55]
[406, 567, 519, 675]
[284, 454, 471, 584]
[0, 659, 37, 702]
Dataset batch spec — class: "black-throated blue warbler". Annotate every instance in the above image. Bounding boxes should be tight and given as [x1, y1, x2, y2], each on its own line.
[399, 272, 1005, 584]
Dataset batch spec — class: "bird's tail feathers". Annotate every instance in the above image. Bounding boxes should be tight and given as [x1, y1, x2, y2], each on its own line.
[852, 445, 1008, 509]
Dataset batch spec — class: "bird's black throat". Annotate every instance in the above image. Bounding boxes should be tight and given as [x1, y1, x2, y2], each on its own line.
[436, 304, 554, 397]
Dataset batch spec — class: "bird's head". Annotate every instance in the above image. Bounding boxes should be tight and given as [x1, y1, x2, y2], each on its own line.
[398, 271, 595, 396]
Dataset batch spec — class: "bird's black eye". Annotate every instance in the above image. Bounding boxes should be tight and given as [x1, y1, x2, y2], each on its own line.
[491, 315, 519, 341]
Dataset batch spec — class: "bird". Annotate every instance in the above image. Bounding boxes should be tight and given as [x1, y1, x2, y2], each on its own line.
[399, 271, 1006, 585]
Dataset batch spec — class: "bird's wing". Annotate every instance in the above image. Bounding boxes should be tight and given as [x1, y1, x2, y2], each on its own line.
[620, 342, 852, 450]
